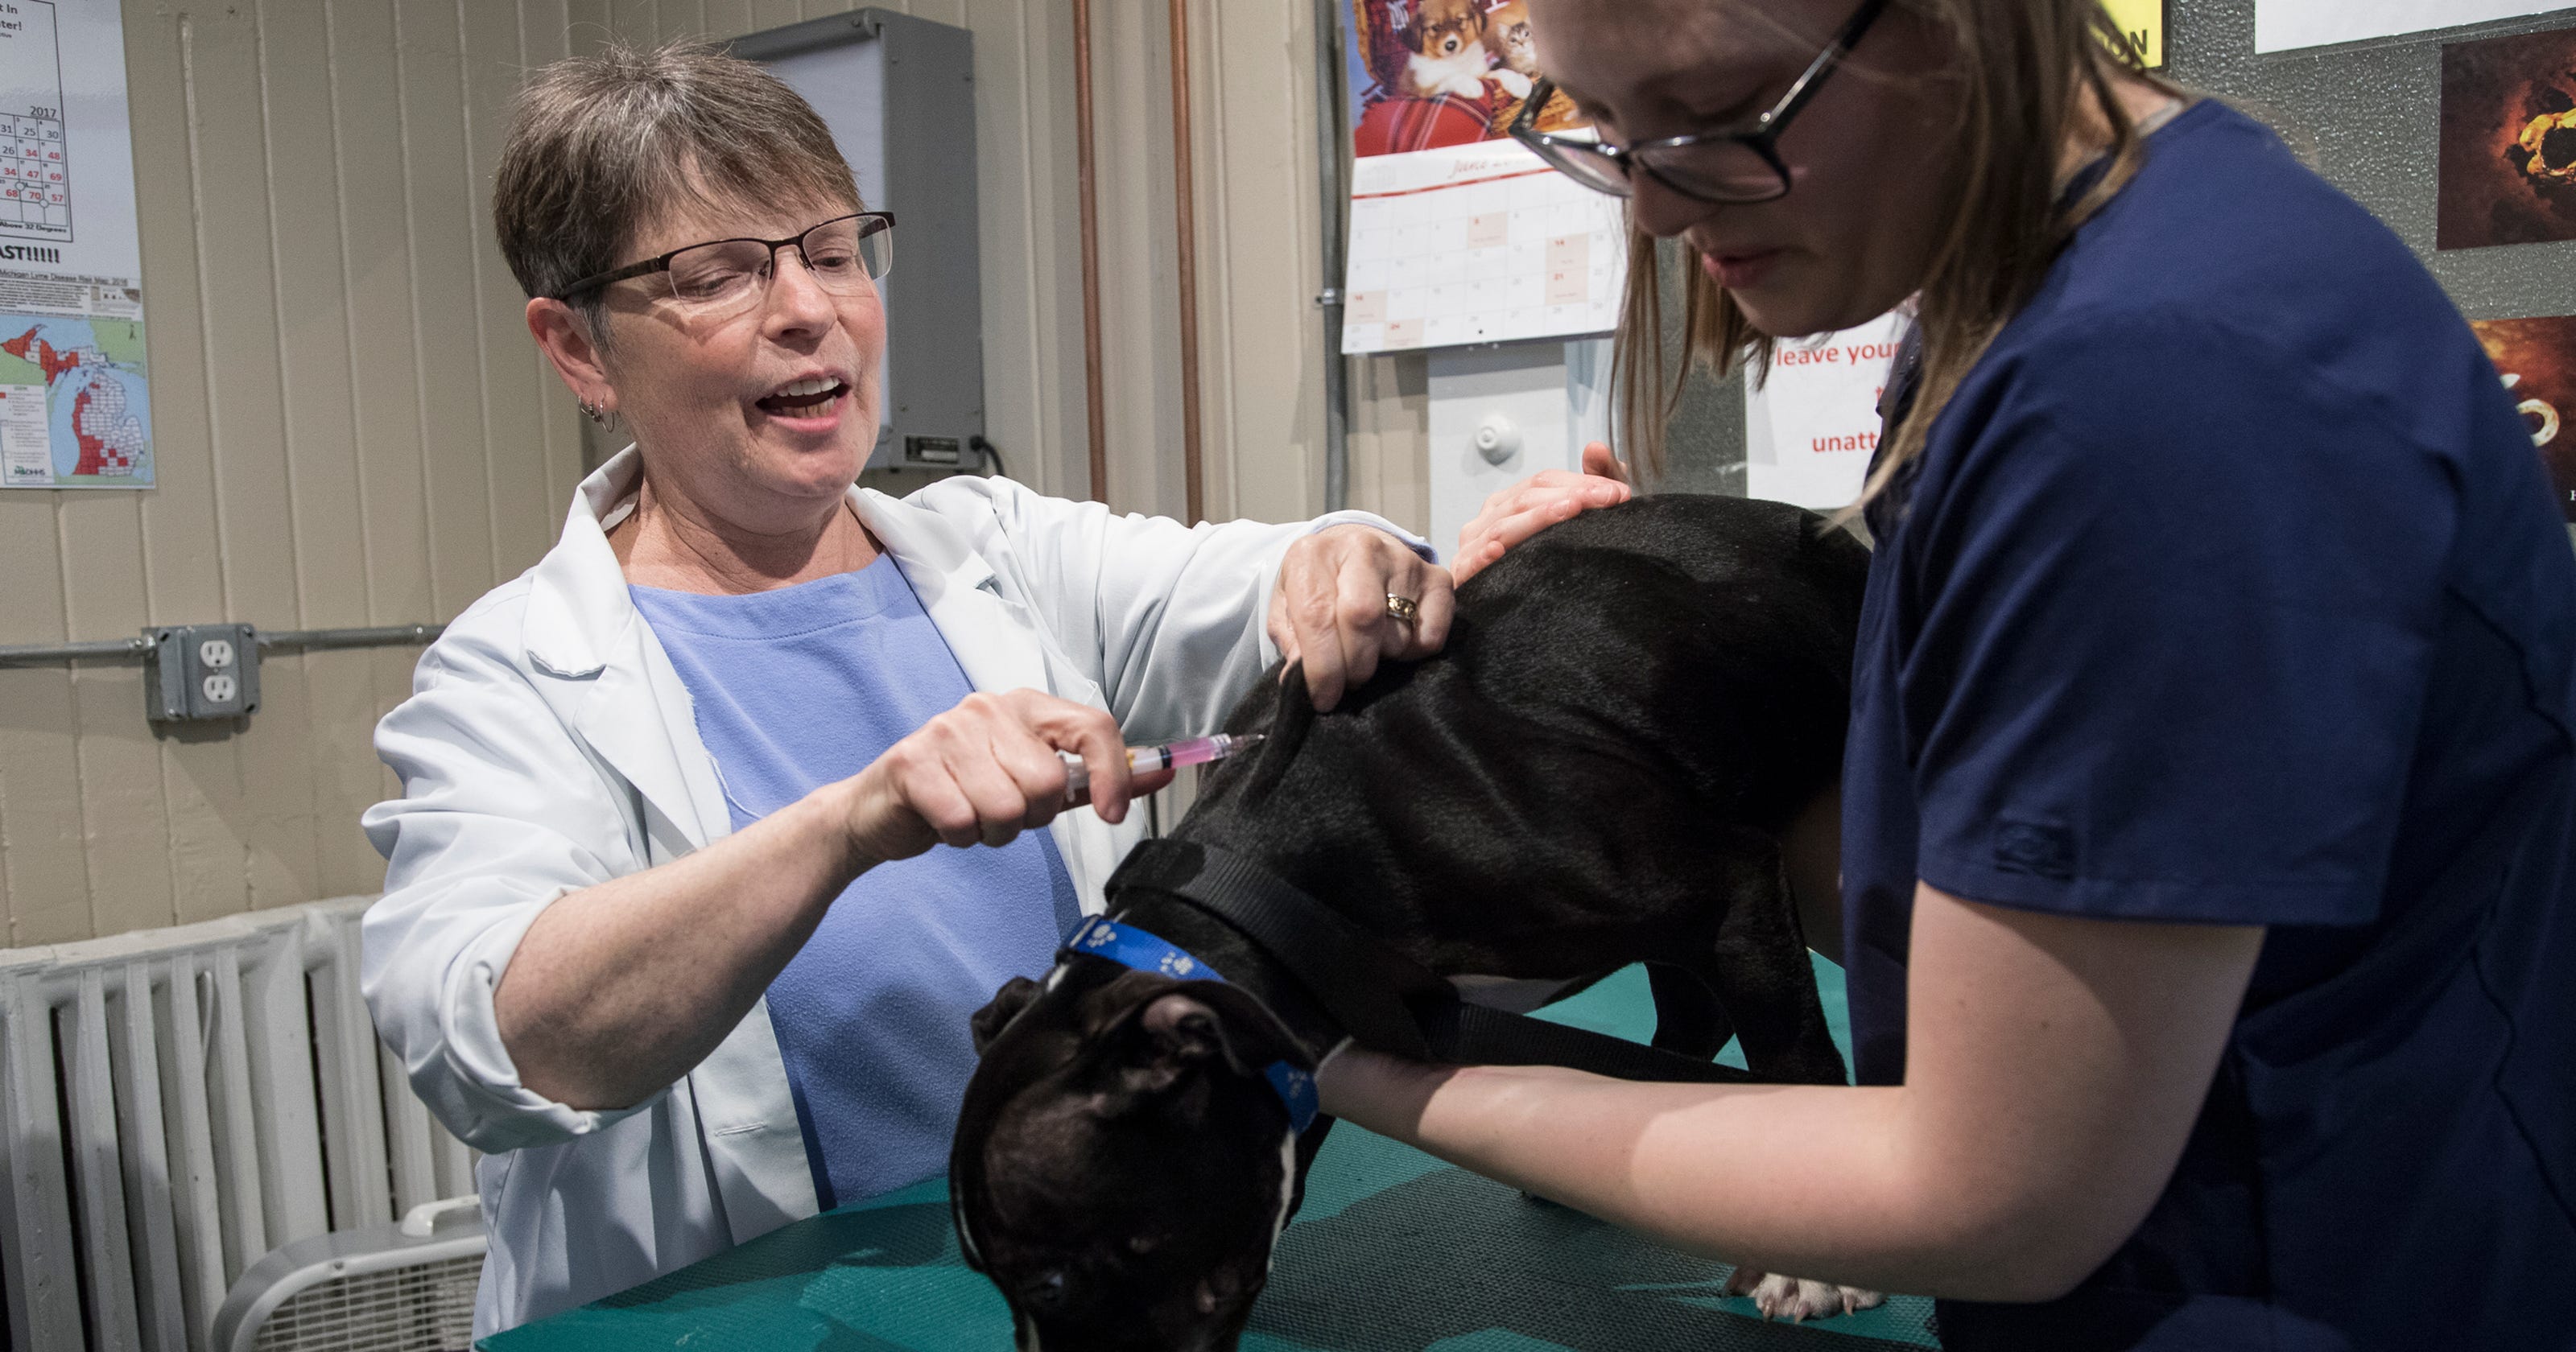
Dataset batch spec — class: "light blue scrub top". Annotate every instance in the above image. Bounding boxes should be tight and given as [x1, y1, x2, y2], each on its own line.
[632, 559, 1083, 1209]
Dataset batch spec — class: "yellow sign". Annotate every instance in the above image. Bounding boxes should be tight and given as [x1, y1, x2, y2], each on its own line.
[2103, 0, 2165, 68]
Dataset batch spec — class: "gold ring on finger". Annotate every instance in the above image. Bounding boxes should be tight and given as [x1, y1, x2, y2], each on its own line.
[1384, 593, 1420, 624]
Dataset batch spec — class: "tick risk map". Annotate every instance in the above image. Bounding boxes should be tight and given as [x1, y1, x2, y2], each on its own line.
[0, 315, 145, 484]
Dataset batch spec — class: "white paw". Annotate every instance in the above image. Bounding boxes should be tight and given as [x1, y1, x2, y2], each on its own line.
[1490, 69, 1533, 100]
[1725, 1268, 1887, 1323]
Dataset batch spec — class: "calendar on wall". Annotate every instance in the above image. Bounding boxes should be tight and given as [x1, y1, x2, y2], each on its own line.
[1340, 141, 1627, 355]
[0, 0, 151, 490]
[0, 0, 69, 238]
[0, 106, 70, 236]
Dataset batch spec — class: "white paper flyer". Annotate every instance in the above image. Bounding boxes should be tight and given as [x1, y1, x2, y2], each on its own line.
[2256, 1, 2568, 55]
[1744, 313, 1906, 511]
[0, 0, 148, 489]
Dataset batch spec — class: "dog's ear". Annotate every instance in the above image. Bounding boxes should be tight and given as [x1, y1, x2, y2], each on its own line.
[970, 975, 1046, 1055]
[1118, 983, 1307, 1097]
[1191, 664, 1313, 815]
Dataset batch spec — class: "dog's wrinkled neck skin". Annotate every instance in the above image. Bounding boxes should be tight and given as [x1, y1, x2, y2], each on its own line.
[1104, 892, 1348, 1061]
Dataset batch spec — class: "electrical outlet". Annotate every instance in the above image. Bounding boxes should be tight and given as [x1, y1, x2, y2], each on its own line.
[146, 624, 261, 724]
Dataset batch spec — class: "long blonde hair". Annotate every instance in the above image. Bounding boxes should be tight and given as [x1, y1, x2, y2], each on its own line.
[1611, 2, 2169, 514]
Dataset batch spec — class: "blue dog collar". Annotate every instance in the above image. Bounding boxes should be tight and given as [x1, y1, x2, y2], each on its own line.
[1064, 914, 1319, 1131]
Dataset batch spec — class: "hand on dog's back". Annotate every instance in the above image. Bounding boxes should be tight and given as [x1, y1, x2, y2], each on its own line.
[1451, 441, 1634, 587]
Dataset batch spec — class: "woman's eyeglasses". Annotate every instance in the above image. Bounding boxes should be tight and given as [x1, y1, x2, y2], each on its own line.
[1509, 0, 1889, 205]
[551, 212, 896, 319]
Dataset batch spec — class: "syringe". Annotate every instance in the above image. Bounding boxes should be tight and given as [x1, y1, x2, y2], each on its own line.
[1062, 733, 1266, 806]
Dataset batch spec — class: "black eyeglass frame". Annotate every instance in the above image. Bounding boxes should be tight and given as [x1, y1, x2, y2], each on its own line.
[1509, 0, 1891, 204]
[549, 211, 898, 303]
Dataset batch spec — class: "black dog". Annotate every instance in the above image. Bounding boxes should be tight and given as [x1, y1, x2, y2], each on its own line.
[952, 496, 1874, 1350]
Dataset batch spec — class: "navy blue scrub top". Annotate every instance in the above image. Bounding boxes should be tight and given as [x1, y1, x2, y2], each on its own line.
[1842, 100, 2576, 1351]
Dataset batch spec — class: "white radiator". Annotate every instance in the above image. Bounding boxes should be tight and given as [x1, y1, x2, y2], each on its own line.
[1, 897, 478, 1352]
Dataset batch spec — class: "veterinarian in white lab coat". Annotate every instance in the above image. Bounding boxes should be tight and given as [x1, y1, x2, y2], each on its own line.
[1331, 2, 2576, 1350]
[361, 43, 1446, 1337]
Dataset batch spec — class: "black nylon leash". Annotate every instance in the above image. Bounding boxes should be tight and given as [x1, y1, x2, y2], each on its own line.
[1104, 839, 1753, 1086]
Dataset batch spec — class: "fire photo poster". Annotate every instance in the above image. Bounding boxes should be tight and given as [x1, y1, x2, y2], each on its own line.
[2439, 26, 2576, 251]
[2469, 315, 2576, 528]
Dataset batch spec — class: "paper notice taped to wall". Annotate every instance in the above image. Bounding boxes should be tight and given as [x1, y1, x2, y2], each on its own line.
[0, 0, 151, 489]
[2256, 0, 2566, 54]
[2101, 0, 2165, 68]
[1744, 313, 1906, 512]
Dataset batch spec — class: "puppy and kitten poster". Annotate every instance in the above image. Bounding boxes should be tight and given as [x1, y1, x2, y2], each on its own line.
[1335, 0, 1626, 353]
[1344, 0, 1579, 158]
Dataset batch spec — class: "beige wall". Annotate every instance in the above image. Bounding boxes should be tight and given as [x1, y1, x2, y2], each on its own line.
[1045, 0, 1426, 530]
[0, 0, 1430, 946]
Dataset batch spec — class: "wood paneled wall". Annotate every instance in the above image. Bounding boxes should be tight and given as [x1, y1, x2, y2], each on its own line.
[0, 0, 1430, 946]
[0, 0, 595, 946]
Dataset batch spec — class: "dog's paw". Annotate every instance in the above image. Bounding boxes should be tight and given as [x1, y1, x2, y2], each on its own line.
[1724, 1268, 1886, 1323]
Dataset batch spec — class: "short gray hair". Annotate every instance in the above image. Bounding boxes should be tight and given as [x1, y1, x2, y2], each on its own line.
[493, 39, 861, 315]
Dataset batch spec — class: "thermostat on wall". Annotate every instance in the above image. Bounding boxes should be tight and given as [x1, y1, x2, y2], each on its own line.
[904, 435, 963, 467]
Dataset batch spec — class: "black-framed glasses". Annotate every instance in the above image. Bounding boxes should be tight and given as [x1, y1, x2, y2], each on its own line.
[551, 212, 896, 317]
[1509, 0, 1890, 204]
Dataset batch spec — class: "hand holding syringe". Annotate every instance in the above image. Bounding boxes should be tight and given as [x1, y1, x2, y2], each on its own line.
[1061, 733, 1265, 807]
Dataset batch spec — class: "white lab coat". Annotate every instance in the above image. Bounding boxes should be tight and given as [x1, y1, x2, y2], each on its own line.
[361, 447, 1426, 1336]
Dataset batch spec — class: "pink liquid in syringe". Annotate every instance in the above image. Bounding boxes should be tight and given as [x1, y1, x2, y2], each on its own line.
[1137, 732, 1265, 773]
[1062, 733, 1266, 803]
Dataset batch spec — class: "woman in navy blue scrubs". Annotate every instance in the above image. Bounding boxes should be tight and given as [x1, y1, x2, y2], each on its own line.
[1323, 2, 2576, 1348]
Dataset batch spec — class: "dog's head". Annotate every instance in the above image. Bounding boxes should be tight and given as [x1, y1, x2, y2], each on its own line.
[1408, 0, 1485, 59]
[953, 960, 1313, 1351]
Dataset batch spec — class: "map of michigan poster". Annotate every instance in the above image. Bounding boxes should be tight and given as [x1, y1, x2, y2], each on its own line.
[0, 0, 149, 488]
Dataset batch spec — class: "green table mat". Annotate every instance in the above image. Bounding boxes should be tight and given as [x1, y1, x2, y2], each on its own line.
[485, 962, 1940, 1351]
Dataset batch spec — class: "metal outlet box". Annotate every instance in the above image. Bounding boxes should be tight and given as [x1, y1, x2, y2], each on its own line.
[737, 9, 986, 474]
[145, 624, 261, 722]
